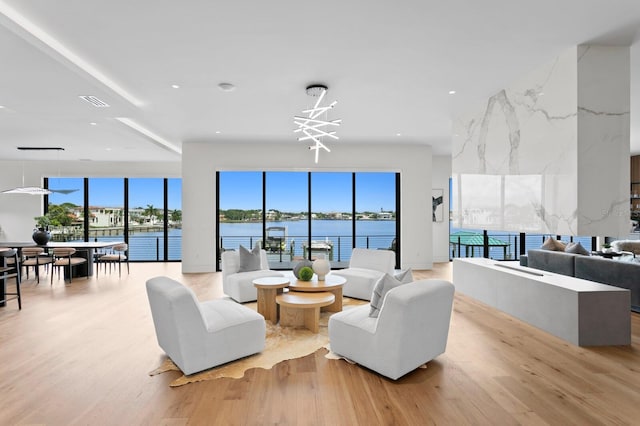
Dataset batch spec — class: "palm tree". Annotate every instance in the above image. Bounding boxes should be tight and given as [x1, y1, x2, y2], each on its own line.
[144, 204, 157, 223]
[170, 209, 182, 224]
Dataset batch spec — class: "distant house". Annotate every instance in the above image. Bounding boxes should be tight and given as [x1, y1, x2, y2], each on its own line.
[88, 206, 125, 227]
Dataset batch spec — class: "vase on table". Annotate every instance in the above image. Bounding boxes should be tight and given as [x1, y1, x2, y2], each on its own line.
[293, 259, 314, 279]
[312, 255, 331, 281]
[32, 228, 51, 245]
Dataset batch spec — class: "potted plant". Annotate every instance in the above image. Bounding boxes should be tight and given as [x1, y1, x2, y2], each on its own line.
[601, 242, 612, 253]
[34, 214, 51, 231]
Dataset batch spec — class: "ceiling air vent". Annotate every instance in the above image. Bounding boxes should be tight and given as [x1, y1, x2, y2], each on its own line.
[78, 95, 110, 107]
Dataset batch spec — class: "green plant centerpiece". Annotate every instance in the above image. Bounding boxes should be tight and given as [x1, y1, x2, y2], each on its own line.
[298, 266, 314, 281]
[34, 214, 51, 230]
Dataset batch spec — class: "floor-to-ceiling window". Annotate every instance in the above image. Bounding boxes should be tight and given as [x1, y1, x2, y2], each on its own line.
[45, 177, 85, 242]
[44, 177, 180, 261]
[354, 172, 397, 251]
[88, 178, 124, 243]
[218, 172, 263, 254]
[167, 178, 182, 261]
[217, 171, 399, 270]
[128, 178, 165, 261]
[265, 172, 309, 266]
[311, 172, 352, 267]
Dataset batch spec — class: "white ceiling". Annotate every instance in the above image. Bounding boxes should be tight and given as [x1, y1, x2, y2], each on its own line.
[1, 0, 640, 163]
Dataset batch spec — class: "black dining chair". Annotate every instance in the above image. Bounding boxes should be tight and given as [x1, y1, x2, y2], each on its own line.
[1, 248, 22, 309]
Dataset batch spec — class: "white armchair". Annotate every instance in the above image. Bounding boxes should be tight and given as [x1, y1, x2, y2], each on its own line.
[221, 248, 284, 303]
[146, 276, 265, 375]
[333, 248, 395, 300]
[328, 279, 455, 380]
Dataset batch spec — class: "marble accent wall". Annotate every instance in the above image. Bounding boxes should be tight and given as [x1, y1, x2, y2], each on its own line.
[452, 46, 629, 236]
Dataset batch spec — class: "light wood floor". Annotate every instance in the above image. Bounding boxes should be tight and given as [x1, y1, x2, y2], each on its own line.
[0, 262, 639, 425]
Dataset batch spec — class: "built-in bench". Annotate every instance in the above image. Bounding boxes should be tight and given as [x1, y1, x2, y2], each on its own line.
[453, 258, 631, 346]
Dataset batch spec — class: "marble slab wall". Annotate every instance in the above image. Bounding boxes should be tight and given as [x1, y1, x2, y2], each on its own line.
[452, 46, 629, 237]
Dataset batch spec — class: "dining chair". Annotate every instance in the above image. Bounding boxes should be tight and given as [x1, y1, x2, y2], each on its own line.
[51, 247, 87, 284]
[21, 247, 52, 284]
[1, 248, 22, 309]
[97, 243, 129, 277]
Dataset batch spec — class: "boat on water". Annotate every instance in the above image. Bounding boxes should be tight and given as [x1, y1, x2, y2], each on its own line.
[264, 226, 287, 253]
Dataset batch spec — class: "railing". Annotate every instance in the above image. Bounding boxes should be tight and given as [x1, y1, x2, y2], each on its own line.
[219, 234, 395, 264]
[88, 235, 182, 261]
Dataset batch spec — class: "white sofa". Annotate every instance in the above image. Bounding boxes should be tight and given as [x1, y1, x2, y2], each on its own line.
[221, 249, 284, 303]
[328, 279, 455, 380]
[146, 276, 265, 375]
[333, 248, 396, 300]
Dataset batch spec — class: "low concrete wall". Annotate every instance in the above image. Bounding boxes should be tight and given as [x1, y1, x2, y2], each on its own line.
[453, 258, 631, 346]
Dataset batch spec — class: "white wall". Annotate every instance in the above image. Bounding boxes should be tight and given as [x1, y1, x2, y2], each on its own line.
[432, 155, 452, 262]
[0, 160, 180, 241]
[182, 141, 433, 273]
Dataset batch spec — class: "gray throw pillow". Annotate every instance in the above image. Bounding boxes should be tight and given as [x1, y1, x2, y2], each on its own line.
[565, 241, 590, 256]
[238, 244, 261, 272]
[369, 273, 404, 318]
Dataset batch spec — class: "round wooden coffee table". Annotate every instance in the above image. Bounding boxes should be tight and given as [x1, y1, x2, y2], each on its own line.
[253, 276, 290, 323]
[288, 273, 346, 312]
[276, 291, 335, 333]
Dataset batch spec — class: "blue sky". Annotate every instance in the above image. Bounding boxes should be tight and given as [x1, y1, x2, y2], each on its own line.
[48, 177, 182, 210]
[219, 172, 396, 212]
[48, 172, 396, 213]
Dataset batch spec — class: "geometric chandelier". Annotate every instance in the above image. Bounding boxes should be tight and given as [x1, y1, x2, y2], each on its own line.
[293, 84, 341, 163]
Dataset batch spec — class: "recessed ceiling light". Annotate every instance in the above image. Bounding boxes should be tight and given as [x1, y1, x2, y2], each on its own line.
[448, 90, 456, 95]
[171, 84, 180, 89]
[218, 82, 236, 92]
[90, 122, 97, 126]
[0, 105, 5, 109]
[215, 131, 221, 134]
[105, 148, 111, 151]
[396, 133, 402, 137]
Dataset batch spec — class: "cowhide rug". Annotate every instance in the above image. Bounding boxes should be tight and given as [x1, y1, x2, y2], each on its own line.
[149, 297, 367, 387]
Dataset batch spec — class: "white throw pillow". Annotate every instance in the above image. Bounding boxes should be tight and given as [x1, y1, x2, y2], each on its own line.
[369, 273, 404, 318]
[394, 268, 413, 283]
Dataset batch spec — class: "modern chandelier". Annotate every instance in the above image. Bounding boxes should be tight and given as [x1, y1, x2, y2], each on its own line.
[293, 84, 341, 163]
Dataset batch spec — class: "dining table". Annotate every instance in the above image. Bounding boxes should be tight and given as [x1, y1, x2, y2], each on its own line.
[0, 241, 125, 307]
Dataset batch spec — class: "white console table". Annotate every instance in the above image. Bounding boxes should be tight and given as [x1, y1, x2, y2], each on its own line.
[453, 258, 631, 346]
